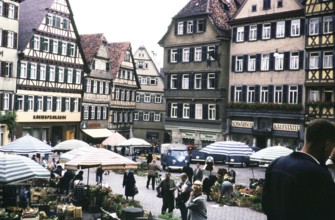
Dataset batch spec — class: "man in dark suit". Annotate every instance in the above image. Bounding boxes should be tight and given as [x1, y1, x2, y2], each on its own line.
[262, 119, 335, 220]
[193, 162, 203, 183]
[182, 162, 193, 183]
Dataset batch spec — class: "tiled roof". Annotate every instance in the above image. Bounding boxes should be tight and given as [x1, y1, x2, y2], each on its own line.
[80, 33, 107, 64]
[18, 0, 54, 51]
[173, 0, 244, 36]
[108, 42, 131, 76]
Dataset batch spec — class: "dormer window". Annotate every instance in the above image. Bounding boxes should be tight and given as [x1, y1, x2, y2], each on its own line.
[187, 21, 193, 34]
[124, 51, 131, 62]
[178, 22, 184, 35]
[251, 5, 257, 12]
[277, 0, 283, 8]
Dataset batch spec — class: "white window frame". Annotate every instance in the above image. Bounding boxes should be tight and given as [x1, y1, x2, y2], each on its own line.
[97, 106, 101, 119]
[33, 36, 40, 50]
[276, 21, 285, 38]
[187, 20, 193, 34]
[86, 80, 91, 93]
[291, 19, 300, 36]
[58, 68, 64, 82]
[154, 113, 161, 122]
[207, 73, 215, 89]
[234, 87, 242, 103]
[195, 104, 202, 119]
[183, 103, 190, 119]
[75, 70, 81, 84]
[235, 56, 243, 72]
[288, 85, 298, 104]
[0, 2, 3, 16]
[3, 93, 9, 110]
[143, 112, 149, 121]
[144, 94, 150, 103]
[30, 63, 37, 79]
[105, 82, 109, 94]
[274, 86, 283, 104]
[249, 25, 257, 41]
[7, 31, 14, 48]
[49, 66, 55, 81]
[208, 104, 216, 120]
[309, 18, 319, 35]
[37, 96, 43, 111]
[46, 97, 52, 111]
[309, 52, 319, 69]
[177, 22, 184, 35]
[182, 48, 190, 62]
[194, 47, 202, 62]
[56, 97, 61, 112]
[262, 23, 271, 39]
[247, 86, 255, 103]
[170, 74, 177, 89]
[323, 51, 333, 69]
[323, 16, 333, 34]
[182, 74, 189, 89]
[61, 42, 67, 56]
[207, 46, 215, 61]
[17, 95, 24, 111]
[67, 69, 73, 83]
[65, 98, 70, 111]
[171, 103, 178, 118]
[42, 38, 49, 52]
[261, 54, 269, 71]
[309, 90, 320, 102]
[74, 98, 79, 112]
[91, 106, 96, 119]
[155, 95, 162, 103]
[170, 49, 178, 63]
[274, 53, 284, 70]
[40, 65, 46, 81]
[8, 4, 15, 19]
[102, 107, 107, 119]
[83, 106, 89, 120]
[236, 26, 244, 42]
[20, 62, 27, 78]
[248, 55, 256, 71]
[99, 81, 104, 94]
[290, 52, 299, 70]
[194, 74, 202, 89]
[93, 80, 98, 93]
[260, 86, 268, 103]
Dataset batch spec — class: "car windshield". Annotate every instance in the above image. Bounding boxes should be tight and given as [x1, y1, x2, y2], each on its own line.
[171, 150, 188, 157]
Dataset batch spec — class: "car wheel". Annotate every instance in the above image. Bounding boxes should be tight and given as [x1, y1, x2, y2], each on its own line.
[241, 162, 247, 168]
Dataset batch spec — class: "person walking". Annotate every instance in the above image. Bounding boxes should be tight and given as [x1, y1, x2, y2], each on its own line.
[123, 170, 136, 200]
[204, 156, 214, 176]
[182, 162, 193, 183]
[156, 172, 176, 215]
[96, 166, 104, 184]
[193, 162, 204, 183]
[186, 180, 207, 219]
[176, 173, 192, 220]
[262, 119, 335, 220]
[146, 160, 161, 189]
[147, 151, 153, 164]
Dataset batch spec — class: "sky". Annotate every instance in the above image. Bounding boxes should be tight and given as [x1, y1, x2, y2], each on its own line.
[69, 0, 190, 69]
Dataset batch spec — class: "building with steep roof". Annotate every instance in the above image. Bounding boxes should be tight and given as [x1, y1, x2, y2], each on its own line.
[80, 33, 112, 144]
[15, 0, 88, 145]
[108, 42, 140, 138]
[159, 0, 243, 147]
[0, 0, 22, 145]
[133, 45, 165, 146]
[228, 0, 306, 148]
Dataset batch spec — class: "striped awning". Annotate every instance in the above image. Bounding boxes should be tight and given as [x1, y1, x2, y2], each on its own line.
[200, 141, 253, 156]
[250, 146, 293, 162]
[0, 153, 50, 184]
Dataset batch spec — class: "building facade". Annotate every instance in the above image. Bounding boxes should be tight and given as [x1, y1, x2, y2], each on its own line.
[228, 0, 306, 148]
[159, 0, 242, 147]
[0, 0, 21, 145]
[108, 42, 140, 139]
[80, 33, 113, 145]
[305, 0, 335, 122]
[133, 45, 165, 145]
[16, 0, 88, 145]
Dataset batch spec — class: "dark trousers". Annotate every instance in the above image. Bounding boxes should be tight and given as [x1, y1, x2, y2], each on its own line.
[146, 175, 156, 189]
[179, 203, 187, 220]
[162, 194, 174, 214]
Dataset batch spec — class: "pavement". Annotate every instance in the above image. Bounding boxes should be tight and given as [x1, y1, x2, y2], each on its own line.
[79, 162, 267, 220]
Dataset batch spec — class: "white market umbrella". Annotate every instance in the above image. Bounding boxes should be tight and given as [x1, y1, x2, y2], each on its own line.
[0, 153, 50, 184]
[250, 146, 293, 163]
[102, 131, 126, 146]
[65, 148, 139, 184]
[200, 141, 253, 156]
[58, 146, 97, 163]
[0, 134, 52, 154]
[116, 138, 151, 148]
[52, 139, 90, 152]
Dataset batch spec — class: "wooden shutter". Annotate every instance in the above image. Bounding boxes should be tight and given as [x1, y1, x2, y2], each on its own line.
[283, 85, 288, 103]
[271, 22, 276, 38]
[203, 104, 208, 120]
[257, 24, 262, 40]
[269, 53, 274, 70]
[232, 27, 237, 43]
[167, 103, 171, 118]
[255, 85, 260, 103]
[242, 85, 247, 102]
[285, 20, 291, 37]
[298, 85, 302, 104]
[268, 85, 274, 103]
[256, 54, 261, 71]
[167, 49, 171, 63]
[24, 95, 28, 111]
[52, 97, 57, 111]
[43, 96, 47, 111]
[300, 19, 305, 35]
[202, 47, 207, 61]
[190, 104, 195, 119]
[177, 103, 183, 118]
[34, 96, 38, 112]
[243, 55, 248, 72]
[244, 26, 249, 41]
[13, 33, 17, 49]
[189, 74, 194, 89]
[299, 51, 304, 69]
[70, 98, 74, 112]
[284, 52, 290, 70]
[190, 47, 194, 62]
[231, 56, 236, 72]
[216, 104, 220, 120]
[230, 86, 235, 103]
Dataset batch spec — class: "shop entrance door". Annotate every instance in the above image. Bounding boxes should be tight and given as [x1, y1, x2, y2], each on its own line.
[256, 136, 267, 148]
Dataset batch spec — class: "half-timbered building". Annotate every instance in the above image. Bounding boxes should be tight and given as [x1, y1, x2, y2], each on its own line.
[108, 42, 140, 138]
[133, 45, 165, 146]
[228, 0, 306, 148]
[16, 0, 88, 145]
[0, 0, 21, 145]
[80, 33, 113, 145]
[305, 0, 335, 122]
[159, 0, 242, 147]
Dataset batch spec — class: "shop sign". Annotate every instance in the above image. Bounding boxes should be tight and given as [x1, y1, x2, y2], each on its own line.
[231, 120, 254, 128]
[88, 122, 101, 128]
[273, 123, 300, 132]
[182, 132, 195, 139]
[33, 115, 66, 120]
[200, 133, 216, 141]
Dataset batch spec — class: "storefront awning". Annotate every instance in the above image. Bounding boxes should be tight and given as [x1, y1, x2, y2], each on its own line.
[82, 128, 113, 138]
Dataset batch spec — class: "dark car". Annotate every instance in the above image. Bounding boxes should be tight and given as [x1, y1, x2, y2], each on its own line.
[226, 155, 259, 167]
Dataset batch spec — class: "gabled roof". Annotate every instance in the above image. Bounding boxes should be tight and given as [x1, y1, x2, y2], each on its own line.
[18, 0, 54, 51]
[80, 33, 107, 65]
[108, 42, 131, 76]
[159, 0, 244, 44]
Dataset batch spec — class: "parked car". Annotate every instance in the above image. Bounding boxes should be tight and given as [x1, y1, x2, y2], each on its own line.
[226, 155, 259, 168]
[160, 143, 190, 171]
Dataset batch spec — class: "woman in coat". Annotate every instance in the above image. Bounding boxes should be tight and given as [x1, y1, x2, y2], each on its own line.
[186, 180, 207, 220]
[123, 170, 136, 200]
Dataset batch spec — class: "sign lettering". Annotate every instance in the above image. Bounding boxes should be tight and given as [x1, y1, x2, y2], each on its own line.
[231, 120, 254, 128]
[273, 123, 300, 132]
